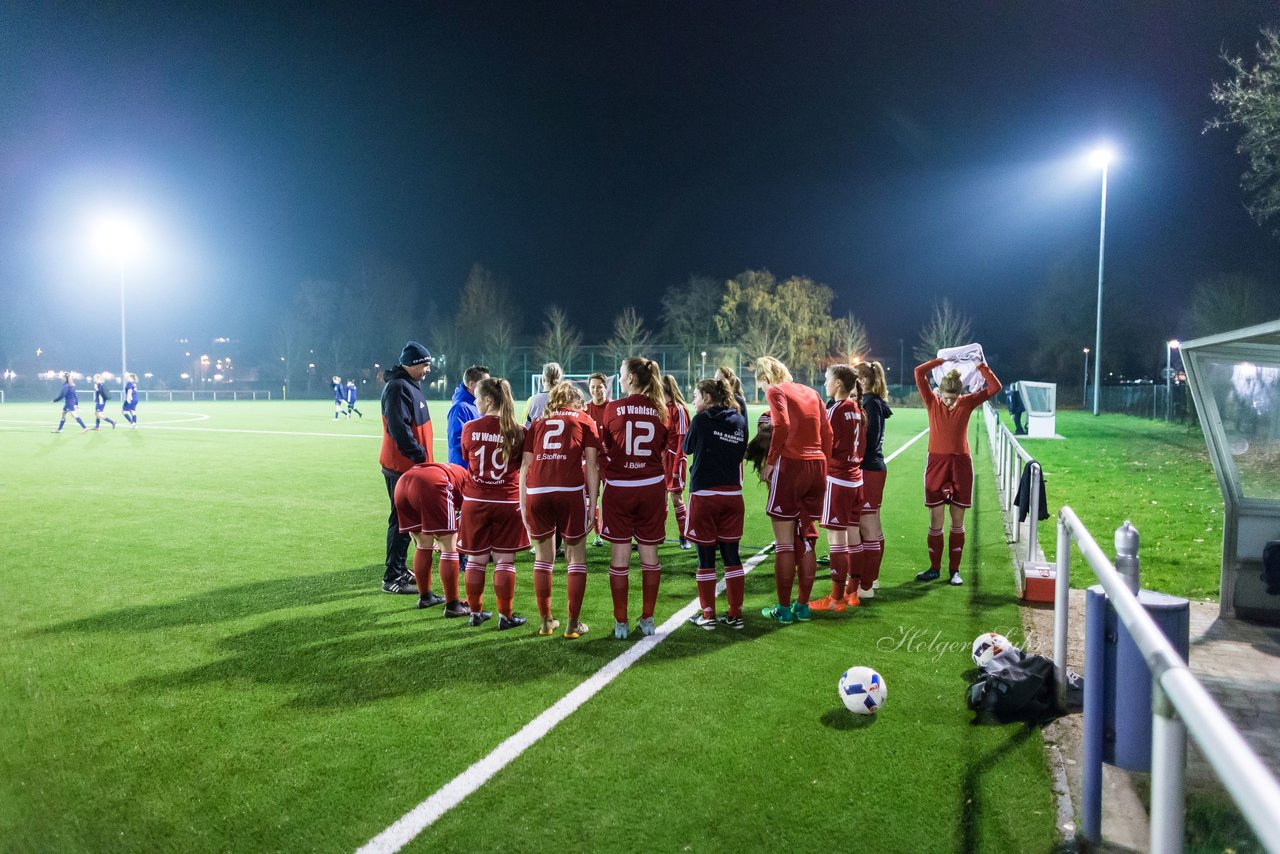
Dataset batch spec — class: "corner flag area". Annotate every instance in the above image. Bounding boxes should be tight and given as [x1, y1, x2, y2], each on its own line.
[1, 402, 1058, 851]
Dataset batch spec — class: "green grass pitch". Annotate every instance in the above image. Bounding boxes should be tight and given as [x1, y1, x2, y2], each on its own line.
[1, 400, 1058, 852]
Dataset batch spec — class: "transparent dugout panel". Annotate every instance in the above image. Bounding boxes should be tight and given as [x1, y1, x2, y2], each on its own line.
[1200, 356, 1280, 501]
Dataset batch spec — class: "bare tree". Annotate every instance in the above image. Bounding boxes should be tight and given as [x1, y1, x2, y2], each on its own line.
[1208, 29, 1280, 238]
[914, 297, 973, 364]
[603, 306, 653, 363]
[456, 263, 522, 370]
[661, 275, 724, 358]
[1186, 273, 1280, 337]
[831, 311, 870, 364]
[536, 305, 582, 371]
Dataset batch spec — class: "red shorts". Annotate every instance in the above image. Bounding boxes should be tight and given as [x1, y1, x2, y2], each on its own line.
[601, 478, 668, 545]
[664, 451, 687, 493]
[924, 453, 974, 508]
[525, 488, 590, 541]
[394, 466, 458, 535]
[861, 469, 886, 512]
[766, 457, 826, 522]
[820, 477, 863, 529]
[458, 498, 530, 555]
[684, 489, 744, 544]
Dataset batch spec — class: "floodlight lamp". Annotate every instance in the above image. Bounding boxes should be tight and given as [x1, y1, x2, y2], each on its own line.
[1088, 147, 1115, 170]
[92, 213, 143, 262]
[1168, 339, 1180, 350]
[1083, 347, 1090, 354]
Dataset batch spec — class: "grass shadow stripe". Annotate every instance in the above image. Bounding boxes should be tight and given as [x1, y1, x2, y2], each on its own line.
[355, 542, 777, 854]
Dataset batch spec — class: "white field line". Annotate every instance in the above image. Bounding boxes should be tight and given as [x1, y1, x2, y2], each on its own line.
[0, 411, 212, 429]
[356, 426, 929, 854]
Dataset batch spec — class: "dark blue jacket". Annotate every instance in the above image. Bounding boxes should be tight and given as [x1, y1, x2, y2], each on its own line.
[54, 382, 78, 409]
[860, 393, 893, 472]
[684, 406, 747, 491]
[446, 382, 480, 468]
[345, 384, 358, 405]
[123, 382, 138, 408]
[332, 380, 344, 403]
[95, 384, 109, 408]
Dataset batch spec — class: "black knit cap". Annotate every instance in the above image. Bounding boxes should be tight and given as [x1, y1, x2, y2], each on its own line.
[399, 341, 432, 367]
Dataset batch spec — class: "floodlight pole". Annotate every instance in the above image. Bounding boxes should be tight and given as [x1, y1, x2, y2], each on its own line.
[1082, 348, 1090, 408]
[1092, 162, 1108, 416]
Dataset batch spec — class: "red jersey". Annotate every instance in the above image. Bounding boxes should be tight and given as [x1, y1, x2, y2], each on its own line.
[826, 398, 866, 482]
[586, 400, 609, 428]
[600, 393, 669, 483]
[460, 415, 525, 501]
[665, 401, 689, 457]
[916, 359, 1002, 456]
[524, 409, 599, 491]
[765, 382, 833, 465]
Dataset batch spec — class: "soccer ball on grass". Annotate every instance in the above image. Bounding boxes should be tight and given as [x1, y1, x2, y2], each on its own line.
[838, 666, 886, 715]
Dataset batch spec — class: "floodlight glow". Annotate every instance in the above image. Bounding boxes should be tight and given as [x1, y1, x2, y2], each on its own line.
[1088, 146, 1115, 169]
[1169, 339, 1181, 350]
[92, 213, 144, 262]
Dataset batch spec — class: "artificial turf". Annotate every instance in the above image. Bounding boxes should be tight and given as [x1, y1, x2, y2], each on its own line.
[1006, 410, 1224, 600]
[1, 400, 1057, 853]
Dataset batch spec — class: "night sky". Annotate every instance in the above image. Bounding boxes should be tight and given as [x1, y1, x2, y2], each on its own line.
[2, 1, 1277, 376]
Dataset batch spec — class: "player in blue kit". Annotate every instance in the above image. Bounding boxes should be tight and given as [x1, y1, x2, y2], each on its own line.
[331, 376, 344, 419]
[51, 374, 88, 433]
[344, 380, 362, 418]
[121, 373, 139, 427]
[92, 375, 117, 430]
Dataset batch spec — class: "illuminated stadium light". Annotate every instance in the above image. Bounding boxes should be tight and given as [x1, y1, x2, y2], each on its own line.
[1088, 146, 1115, 170]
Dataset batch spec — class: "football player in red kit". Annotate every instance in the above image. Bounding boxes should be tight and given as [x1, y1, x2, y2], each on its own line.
[914, 357, 1002, 585]
[754, 356, 833, 625]
[586, 372, 610, 547]
[521, 381, 600, 638]
[853, 360, 892, 601]
[811, 364, 866, 612]
[661, 374, 692, 549]
[393, 461, 472, 617]
[459, 378, 530, 628]
[682, 377, 748, 629]
[599, 357, 669, 639]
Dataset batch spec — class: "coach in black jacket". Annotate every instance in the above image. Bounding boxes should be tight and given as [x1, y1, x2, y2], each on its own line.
[378, 341, 434, 594]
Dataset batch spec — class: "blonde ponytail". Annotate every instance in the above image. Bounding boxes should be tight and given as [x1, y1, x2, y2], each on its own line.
[623, 357, 667, 417]
[478, 377, 524, 462]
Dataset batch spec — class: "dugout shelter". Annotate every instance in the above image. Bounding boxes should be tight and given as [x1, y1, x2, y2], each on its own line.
[1181, 318, 1280, 624]
[1017, 381, 1058, 438]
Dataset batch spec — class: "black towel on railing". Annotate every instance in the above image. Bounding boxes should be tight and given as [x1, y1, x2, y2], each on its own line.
[1014, 461, 1049, 523]
[1263, 541, 1280, 595]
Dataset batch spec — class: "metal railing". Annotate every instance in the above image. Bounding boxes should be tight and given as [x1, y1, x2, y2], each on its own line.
[981, 402, 1042, 555]
[1053, 506, 1280, 852]
[110, 389, 274, 402]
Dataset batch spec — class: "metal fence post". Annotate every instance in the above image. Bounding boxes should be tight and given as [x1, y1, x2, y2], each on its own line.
[1025, 462, 1042, 563]
[1149, 680, 1187, 853]
[1054, 515, 1070, 711]
[1115, 521, 1140, 594]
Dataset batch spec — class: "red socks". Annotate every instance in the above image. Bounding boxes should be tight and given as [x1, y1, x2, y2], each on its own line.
[533, 560, 553, 618]
[828, 544, 848, 599]
[695, 567, 717, 618]
[846, 542, 863, 592]
[948, 526, 966, 575]
[723, 565, 744, 618]
[465, 559, 487, 612]
[641, 562, 661, 620]
[673, 497, 687, 536]
[411, 547, 435, 596]
[927, 527, 944, 571]
[566, 563, 587, 623]
[796, 539, 817, 604]
[608, 565, 629, 622]
[438, 551, 460, 602]
[863, 537, 884, 585]
[773, 543, 796, 606]
[493, 561, 516, 617]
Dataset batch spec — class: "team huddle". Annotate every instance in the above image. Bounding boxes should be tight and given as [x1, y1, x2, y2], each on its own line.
[377, 338, 1003, 640]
